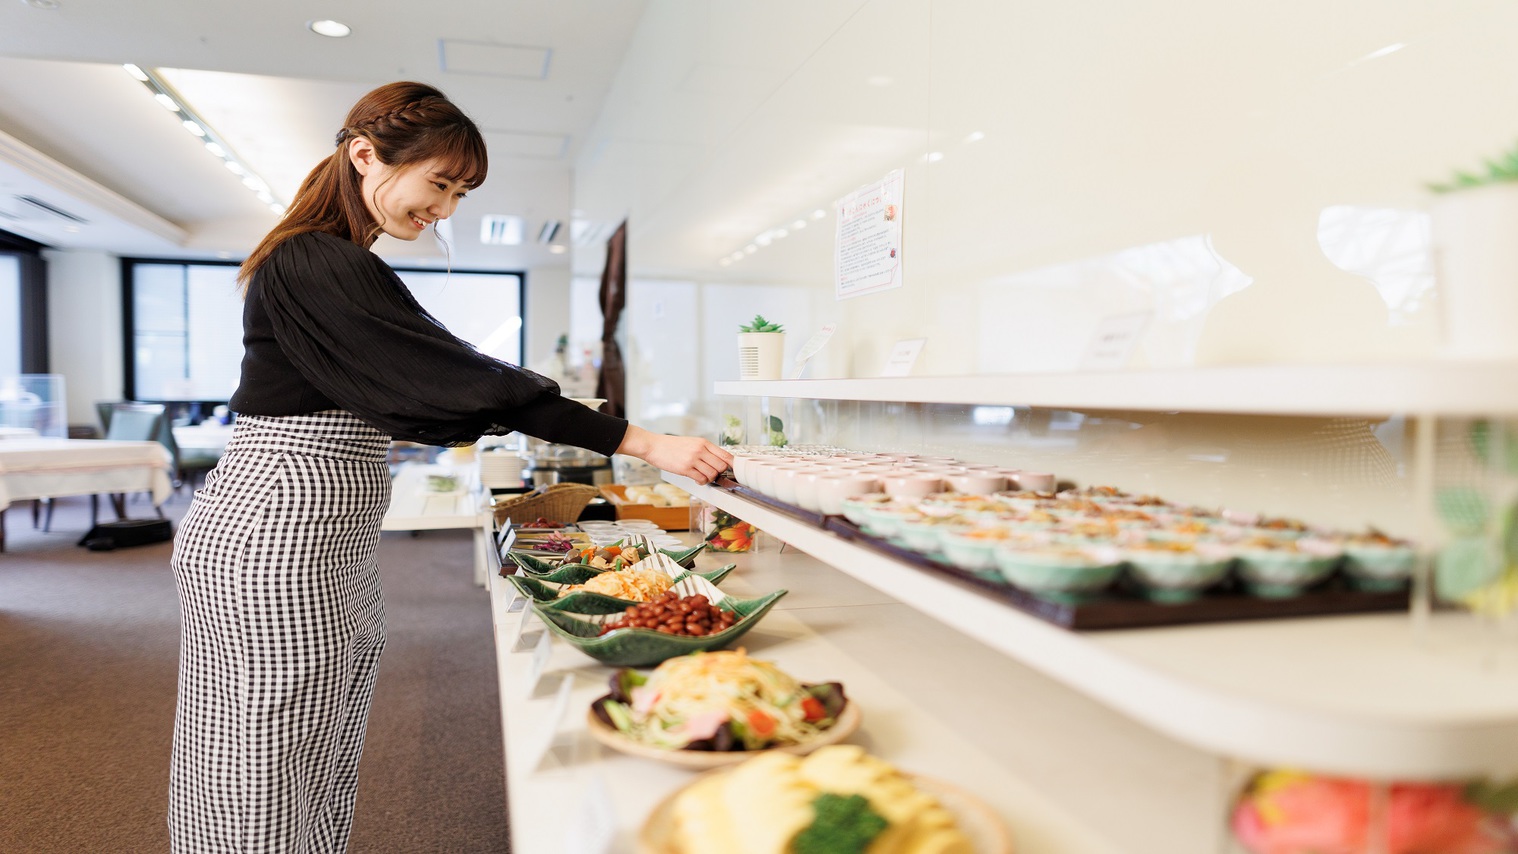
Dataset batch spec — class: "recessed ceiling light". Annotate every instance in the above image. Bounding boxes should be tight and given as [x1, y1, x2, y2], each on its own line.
[548, 245, 567, 255]
[308, 19, 352, 38]
[24, 0, 61, 10]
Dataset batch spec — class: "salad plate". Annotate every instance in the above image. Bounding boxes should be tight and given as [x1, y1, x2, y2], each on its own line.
[531, 588, 788, 667]
[635, 764, 1013, 853]
[507, 566, 736, 612]
[586, 696, 860, 769]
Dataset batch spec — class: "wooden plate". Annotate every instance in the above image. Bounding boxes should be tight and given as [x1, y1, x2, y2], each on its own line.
[586, 699, 862, 769]
[636, 765, 1014, 853]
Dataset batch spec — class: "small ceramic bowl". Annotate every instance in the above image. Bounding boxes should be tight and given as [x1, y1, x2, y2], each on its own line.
[839, 493, 893, 528]
[1011, 471, 1057, 492]
[860, 502, 922, 539]
[1234, 539, 1341, 598]
[939, 528, 1017, 575]
[1341, 542, 1417, 591]
[945, 471, 1008, 495]
[881, 473, 945, 500]
[992, 544, 1123, 601]
[1123, 543, 1233, 603]
[894, 515, 971, 555]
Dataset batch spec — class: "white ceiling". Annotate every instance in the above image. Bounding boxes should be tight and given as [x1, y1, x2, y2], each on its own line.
[0, 0, 649, 268]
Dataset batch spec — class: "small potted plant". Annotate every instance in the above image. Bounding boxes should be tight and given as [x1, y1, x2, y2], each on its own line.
[737, 314, 785, 380]
[1427, 141, 1518, 360]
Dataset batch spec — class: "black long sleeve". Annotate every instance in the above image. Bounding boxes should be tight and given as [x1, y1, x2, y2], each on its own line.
[228, 231, 627, 454]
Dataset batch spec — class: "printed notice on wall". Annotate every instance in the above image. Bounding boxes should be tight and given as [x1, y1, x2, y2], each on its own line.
[835, 169, 905, 300]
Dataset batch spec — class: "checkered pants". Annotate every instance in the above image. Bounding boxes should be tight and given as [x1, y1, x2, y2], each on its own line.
[169, 411, 392, 854]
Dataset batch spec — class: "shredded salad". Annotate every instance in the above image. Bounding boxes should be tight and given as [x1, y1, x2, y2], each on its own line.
[597, 649, 846, 752]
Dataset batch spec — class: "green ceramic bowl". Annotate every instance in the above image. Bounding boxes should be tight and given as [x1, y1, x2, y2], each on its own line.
[506, 565, 737, 610]
[509, 543, 707, 576]
[992, 544, 1123, 601]
[1341, 543, 1417, 591]
[1235, 545, 1340, 598]
[531, 588, 790, 667]
[1123, 546, 1233, 604]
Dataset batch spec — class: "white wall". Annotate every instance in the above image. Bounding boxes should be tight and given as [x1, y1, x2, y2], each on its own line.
[44, 249, 122, 431]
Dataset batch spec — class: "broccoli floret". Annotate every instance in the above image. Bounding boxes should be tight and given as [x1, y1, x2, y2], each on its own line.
[791, 793, 888, 854]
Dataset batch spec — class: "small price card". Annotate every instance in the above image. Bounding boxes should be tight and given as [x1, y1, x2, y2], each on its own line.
[790, 323, 838, 379]
[528, 673, 577, 772]
[1079, 312, 1150, 371]
[509, 607, 540, 653]
[880, 338, 926, 377]
[564, 775, 617, 854]
[524, 628, 553, 697]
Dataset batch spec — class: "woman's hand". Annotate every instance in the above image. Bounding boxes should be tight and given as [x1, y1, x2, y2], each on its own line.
[616, 425, 733, 485]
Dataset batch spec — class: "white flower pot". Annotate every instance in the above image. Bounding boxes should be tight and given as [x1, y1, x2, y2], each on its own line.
[737, 332, 785, 380]
[1431, 183, 1518, 360]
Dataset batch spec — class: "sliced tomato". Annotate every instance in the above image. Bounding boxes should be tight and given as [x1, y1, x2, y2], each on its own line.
[800, 696, 826, 722]
[746, 709, 776, 738]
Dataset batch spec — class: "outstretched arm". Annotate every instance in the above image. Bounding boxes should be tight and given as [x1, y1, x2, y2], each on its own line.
[616, 424, 733, 485]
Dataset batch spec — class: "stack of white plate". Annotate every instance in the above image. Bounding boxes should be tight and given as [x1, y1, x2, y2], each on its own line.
[478, 450, 527, 488]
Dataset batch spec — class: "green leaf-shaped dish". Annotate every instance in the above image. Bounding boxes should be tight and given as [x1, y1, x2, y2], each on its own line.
[509, 543, 708, 577]
[506, 565, 736, 611]
[531, 588, 789, 667]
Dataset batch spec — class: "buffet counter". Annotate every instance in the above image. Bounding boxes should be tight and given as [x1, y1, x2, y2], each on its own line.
[488, 528, 1223, 853]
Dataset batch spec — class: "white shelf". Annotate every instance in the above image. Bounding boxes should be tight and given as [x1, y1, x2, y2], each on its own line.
[487, 536, 1224, 853]
[674, 475, 1518, 779]
[716, 361, 1518, 416]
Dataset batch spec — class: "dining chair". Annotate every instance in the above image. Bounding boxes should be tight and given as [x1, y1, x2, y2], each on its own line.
[94, 403, 168, 526]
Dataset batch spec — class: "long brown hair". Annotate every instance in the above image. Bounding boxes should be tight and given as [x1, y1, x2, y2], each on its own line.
[238, 81, 488, 289]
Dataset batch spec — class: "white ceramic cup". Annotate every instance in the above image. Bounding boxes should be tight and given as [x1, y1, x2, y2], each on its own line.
[946, 471, 1008, 495]
[1013, 471, 1057, 492]
[881, 472, 945, 499]
[815, 473, 883, 515]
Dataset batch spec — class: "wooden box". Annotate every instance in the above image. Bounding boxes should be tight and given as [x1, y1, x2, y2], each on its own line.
[598, 484, 691, 530]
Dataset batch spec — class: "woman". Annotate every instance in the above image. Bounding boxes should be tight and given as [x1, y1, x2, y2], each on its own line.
[169, 81, 731, 853]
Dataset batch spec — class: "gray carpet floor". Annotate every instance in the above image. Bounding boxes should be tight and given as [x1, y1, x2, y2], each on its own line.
[0, 491, 510, 853]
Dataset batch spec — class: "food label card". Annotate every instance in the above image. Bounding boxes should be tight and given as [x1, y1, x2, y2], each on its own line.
[524, 628, 554, 697]
[529, 673, 577, 773]
[564, 774, 616, 854]
[509, 607, 541, 653]
[790, 323, 837, 379]
[1079, 312, 1150, 371]
[880, 338, 926, 377]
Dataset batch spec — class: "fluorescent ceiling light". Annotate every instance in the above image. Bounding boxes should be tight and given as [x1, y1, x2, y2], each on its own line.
[479, 214, 526, 245]
[308, 19, 352, 38]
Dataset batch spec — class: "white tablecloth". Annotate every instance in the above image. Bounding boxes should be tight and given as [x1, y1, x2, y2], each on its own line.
[0, 427, 39, 440]
[171, 423, 234, 453]
[0, 438, 174, 511]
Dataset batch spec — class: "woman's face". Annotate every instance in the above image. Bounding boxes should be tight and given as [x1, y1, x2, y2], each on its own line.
[352, 148, 470, 241]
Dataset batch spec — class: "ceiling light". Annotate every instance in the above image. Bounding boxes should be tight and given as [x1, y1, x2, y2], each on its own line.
[719, 258, 732, 267]
[23, 0, 61, 9]
[925, 151, 944, 163]
[308, 19, 352, 38]
[124, 64, 287, 212]
[1361, 42, 1406, 61]
[791, 219, 807, 230]
[744, 244, 757, 255]
[480, 214, 526, 245]
[965, 131, 986, 143]
[811, 209, 826, 220]
[548, 245, 567, 255]
[774, 228, 788, 239]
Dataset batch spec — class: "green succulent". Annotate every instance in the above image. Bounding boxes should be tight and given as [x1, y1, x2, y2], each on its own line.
[1428, 141, 1518, 193]
[739, 314, 784, 333]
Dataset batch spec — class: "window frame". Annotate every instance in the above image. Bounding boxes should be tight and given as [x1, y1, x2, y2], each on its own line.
[120, 255, 528, 405]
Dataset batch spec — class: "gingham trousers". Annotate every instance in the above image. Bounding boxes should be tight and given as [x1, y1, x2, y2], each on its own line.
[169, 411, 392, 854]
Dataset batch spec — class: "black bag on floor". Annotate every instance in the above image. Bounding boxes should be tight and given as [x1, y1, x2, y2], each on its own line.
[78, 518, 173, 551]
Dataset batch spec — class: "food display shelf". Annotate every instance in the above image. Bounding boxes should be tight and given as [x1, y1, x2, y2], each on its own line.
[714, 360, 1518, 416]
[672, 475, 1518, 781]
[487, 532, 1225, 853]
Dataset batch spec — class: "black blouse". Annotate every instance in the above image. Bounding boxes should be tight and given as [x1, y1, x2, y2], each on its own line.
[228, 231, 627, 453]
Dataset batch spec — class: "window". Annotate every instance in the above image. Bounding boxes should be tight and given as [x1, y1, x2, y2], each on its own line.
[0, 228, 48, 377]
[123, 259, 525, 403]
[0, 254, 19, 380]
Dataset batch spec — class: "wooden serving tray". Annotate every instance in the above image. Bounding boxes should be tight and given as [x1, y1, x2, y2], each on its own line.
[713, 479, 1409, 632]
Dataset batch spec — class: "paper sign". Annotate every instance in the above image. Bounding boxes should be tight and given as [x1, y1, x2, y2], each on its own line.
[529, 673, 576, 772]
[509, 607, 541, 652]
[525, 627, 553, 696]
[790, 323, 837, 379]
[565, 775, 616, 854]
[835, 169, 906, 300]
[1078, 312, 1150, 371]
[880, 338, 927, 377]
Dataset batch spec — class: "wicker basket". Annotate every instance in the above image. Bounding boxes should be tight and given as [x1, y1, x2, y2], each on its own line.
[491, 482, 599, 526]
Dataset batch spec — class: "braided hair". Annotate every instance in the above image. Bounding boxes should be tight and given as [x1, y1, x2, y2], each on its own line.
[239, 81, 488, 288]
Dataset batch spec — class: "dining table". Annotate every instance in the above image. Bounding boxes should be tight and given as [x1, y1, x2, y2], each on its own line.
[0, 438, 174, 551]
